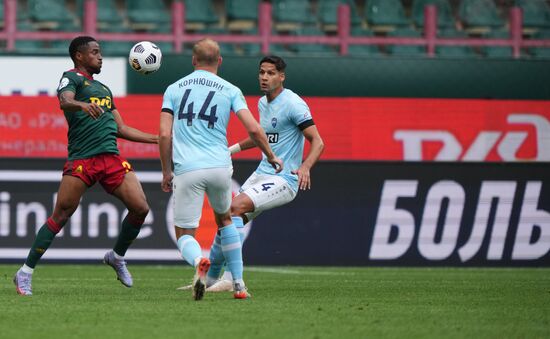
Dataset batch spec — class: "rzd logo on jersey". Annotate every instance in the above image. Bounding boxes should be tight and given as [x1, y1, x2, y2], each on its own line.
[90, 96, 112, 109]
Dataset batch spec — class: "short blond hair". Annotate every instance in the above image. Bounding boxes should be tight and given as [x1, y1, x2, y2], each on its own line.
[192, 38, 220, 66]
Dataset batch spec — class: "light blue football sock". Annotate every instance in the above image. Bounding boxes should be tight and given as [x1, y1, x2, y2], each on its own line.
[207, 234, 223, 280]
[219, 224, 243, 281]
[208, 217, 247, 282]
[232, 216, 246, 243]
[177, 235, 201, 267]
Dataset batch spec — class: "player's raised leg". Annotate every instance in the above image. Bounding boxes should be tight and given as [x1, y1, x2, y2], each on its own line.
[14, 175, 87, 295]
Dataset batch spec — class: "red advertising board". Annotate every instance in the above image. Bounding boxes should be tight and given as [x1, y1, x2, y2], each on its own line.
[1, 95, 549, 161]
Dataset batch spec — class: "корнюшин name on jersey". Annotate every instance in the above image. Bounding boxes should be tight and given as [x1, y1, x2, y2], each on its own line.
[179, 78, 224, 91]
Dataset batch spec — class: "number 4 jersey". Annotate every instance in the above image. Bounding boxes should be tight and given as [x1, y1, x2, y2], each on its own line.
[162, 69, 248, 175]
[256, 88, 314, 192]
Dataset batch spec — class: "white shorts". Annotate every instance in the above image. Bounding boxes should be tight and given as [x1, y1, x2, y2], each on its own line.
[239, 172, 297, 221]
[173, 167, 233, 228]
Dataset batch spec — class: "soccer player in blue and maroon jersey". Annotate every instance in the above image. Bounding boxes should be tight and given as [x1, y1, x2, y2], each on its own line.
[13, 36, 158, 296]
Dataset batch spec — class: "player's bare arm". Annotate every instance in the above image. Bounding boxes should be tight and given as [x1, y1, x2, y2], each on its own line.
[112, 109, 159, 144]
[292, 125, 324, 190]
[59, 90, 103, 119]
[158, 111, 174, 192]
[236, 108, 283, 173]
[228, 137, 256, 154]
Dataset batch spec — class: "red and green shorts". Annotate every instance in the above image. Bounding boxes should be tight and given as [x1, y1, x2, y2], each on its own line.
[63, 153, 133, 194]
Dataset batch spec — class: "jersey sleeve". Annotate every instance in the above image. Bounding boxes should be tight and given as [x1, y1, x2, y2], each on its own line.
[290, 97, 314, 130]
[161, 86, 174, 115]
[56, 72, 80, 96]
[107, 86, 117, 110]
[230, 87, 248, 114]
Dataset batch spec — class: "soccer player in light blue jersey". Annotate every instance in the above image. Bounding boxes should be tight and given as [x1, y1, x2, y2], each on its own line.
[204, 55, 325, 292]
[159, 39, 282, 300]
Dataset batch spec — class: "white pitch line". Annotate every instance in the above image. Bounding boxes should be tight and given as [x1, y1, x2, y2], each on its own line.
[246, 267, 351, 276]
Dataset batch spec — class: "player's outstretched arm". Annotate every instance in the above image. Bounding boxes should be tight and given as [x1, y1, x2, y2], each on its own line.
[59, 91, 104, 119]
[159, 111, 174, 193]
[236, 108, 283, 173]
[228, 137, 256, 155]
[292, 125, 324, 190]
[112, 109, 159, 144]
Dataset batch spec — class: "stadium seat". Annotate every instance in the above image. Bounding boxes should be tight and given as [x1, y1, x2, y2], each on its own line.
[386, 27, 426, 57]
[480, 29, 514, 58]
[436, 28, 477, 58]
[347, 27, 381, 56]
[290, 25, 338, 56]
[183, 0, 219, 31]
[272, 0, 317, 31]
[412, 0, 455, 28]
[76, 0, 124, 30]
[27, 0, 75, 29]
[14, 21, 44, 54]
[97, 24, 136, 56]
[226, 0, 259, 31]
[365, 0, 410, 32]
[48, 22, 82, 55]
[238, 28, 262, 56]
[458, 0, 504, 33]
[126, 0, 170, 30]
[185, 26, 237, 55]
[529, 29, 550, 58]
[318, 0, 363, 32]
[515, 0, 550, 32]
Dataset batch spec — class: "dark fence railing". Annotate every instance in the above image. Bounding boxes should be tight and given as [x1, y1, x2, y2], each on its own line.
[1, 0, 550, 57]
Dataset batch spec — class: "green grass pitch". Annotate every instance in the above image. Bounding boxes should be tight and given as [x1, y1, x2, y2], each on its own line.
[1, 265, 549, 338]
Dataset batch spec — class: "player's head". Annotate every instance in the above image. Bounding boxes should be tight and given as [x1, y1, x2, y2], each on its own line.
[259, 55, 286, 95]
[192, 38, 222, 70]
[69, 36, 102, 74]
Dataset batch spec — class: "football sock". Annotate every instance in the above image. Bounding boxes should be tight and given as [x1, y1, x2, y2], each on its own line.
[24, 218, 61, 269]
[177, 235, 202, 267]
[207, 216, 247, 281]
[21, 264, 34, 274]
[232, 216, 246, 243]
[219, 224, 243, 281]
[113, 214, 143, 257]
[207, 234, 224, 281]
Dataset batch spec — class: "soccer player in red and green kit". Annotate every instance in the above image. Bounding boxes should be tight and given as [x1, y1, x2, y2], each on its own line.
[13, 36, 159, 295]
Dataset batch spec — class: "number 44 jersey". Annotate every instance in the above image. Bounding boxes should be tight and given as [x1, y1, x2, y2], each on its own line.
[162, 69, 248, 175]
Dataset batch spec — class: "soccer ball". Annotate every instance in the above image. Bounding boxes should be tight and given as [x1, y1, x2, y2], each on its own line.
[129, 41, 162, 74]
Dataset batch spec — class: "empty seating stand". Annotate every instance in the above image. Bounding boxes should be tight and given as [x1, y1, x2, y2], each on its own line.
[127, 0, 170, 31]
[77, 0, 124, 30]
[272, 0, 317, 31]
[529, 29, 550, 58]
[348, 27, 381, 56]
[515, 0, 550, 34]
[318, 0, 363, 32]
[184, 0, 219, 31]
[387, 27, 426, 57]
[365, 0, 410, 33]
[226, 0, 259, 31]
[436, 28, 477, 58]
[28, 0, 75, 30]
[482, 29, 514, 58]
[412, 0, 455, 29]
[459, 0, 504, 34]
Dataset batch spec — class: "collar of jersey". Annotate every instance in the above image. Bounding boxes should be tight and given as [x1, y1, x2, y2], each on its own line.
[68, 68, 94, 81]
